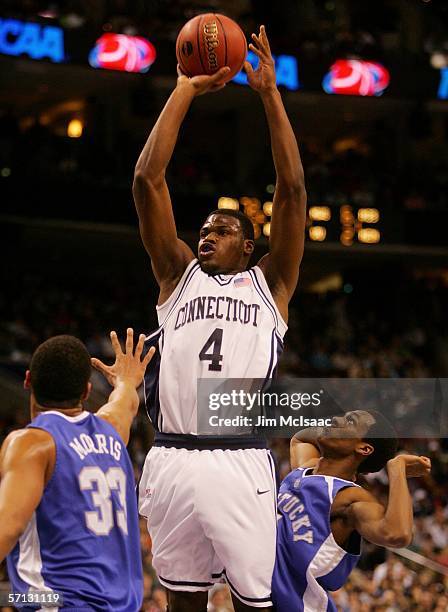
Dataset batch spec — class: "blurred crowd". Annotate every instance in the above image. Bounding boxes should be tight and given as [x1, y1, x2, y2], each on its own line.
[1, 264, 447, 379]
[1, 106, 448, 231]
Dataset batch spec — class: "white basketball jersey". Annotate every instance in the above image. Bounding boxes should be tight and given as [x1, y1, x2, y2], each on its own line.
[144, 259, 287, 435]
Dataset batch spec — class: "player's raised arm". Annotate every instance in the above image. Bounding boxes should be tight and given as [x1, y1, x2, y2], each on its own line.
[345, 454, 431, 548]
[93, 328, 155, 445]
[290, 428, 322, 469]
[246, 26, 306, 320]
[133, 66, 230, 297]
[0, 428, 54, 560]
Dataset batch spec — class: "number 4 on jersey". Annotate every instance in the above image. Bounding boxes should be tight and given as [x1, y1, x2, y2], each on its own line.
[199, 328, 224, 371]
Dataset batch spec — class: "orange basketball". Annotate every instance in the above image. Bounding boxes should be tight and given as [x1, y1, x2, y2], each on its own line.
[176, 13, 247, 83]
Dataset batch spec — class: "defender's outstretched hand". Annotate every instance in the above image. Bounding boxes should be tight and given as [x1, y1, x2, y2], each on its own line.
[177, 65, 230, 96]
[245, 25, 276, 93]
[387, 454, 431, 478]
[92, 328, 155, 389]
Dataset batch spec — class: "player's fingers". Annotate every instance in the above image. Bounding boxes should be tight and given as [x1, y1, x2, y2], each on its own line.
[91, 357, 109, 374]
[253, 28, 268, 54]
[252, 32, 266, 54]
[125, 327, 134, 354]
[212, 66, 230, 82]
[110, 330, 123, 355]
[177, 63, 184, 77]
[135, 333, 146, 359]
[244, 61, 254, 75]
[248, 43, 263, 58]
[260, 25, 271, 52]
[143, 346, 156, 367]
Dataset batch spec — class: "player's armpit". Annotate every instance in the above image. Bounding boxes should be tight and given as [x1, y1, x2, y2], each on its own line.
[0, 429, 54, 561]
[256, 246, 304, 323]
[344, 487, 412, 548]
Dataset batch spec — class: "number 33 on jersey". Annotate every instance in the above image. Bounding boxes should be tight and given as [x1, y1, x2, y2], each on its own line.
[143, 259, 287, 435]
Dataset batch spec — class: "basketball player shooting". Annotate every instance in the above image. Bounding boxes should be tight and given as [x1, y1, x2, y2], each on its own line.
[133, 26, 306, 612]
[0, 329, 154, 610]
[272, 411, 431, 611]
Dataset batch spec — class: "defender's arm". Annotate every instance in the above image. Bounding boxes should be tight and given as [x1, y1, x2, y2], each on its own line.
[133, 68, 230, 298]
[345, 454, 431, 548]
[96, 381, 141, 446]
[94, 329, 155, 445]
[290, 428, 322, 470]
[0, 429, 54, 560]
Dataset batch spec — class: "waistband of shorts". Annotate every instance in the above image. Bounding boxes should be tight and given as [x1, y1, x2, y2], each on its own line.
[154, 432, 267, 450]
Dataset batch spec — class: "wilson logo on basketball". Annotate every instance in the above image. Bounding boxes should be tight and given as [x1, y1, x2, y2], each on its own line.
[203, 21, 219, 70]
[181, 41, 193, 57]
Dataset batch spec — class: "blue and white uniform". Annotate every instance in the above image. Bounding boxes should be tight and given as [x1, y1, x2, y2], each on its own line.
[272, 468, 361, 612]
[7, 411, 143, 612]
[139, 259, 286, 607]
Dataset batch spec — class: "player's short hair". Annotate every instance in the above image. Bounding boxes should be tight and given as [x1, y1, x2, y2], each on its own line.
[359, 410, 399, 474]
[206, 209, 255, 241]
[30, 335, 91, 408]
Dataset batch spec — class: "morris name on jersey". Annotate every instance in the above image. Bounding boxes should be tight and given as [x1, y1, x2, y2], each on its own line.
[69, 432, 122, 461]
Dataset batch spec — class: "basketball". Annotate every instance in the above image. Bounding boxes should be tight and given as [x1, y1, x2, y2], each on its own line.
[176, 13, 247, 82]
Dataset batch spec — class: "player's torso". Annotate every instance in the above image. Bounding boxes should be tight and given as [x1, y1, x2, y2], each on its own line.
[7, 411, 142, 612]
[144, 260, 287, 434]
[272, 468, 360, 611]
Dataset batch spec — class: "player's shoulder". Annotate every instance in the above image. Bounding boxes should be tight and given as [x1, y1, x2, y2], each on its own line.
[1, 427, 55, 464]
[333, 481, 380, 509]
[281, 467, 305, 488]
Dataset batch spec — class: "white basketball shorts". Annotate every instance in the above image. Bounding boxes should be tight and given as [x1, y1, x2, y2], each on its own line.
[138, 446, 277, 608]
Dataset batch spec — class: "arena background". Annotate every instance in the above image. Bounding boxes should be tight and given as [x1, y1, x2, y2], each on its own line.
[1, 1, 448, 610]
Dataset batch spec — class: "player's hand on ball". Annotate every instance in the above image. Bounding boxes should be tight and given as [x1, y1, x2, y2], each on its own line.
[91, 328, 155, 389]
[245, 25, 276, 94]
[388, 454, 431, 478]
[177, 65, 230, 96]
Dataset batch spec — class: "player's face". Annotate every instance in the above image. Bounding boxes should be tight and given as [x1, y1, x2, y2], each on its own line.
[198, 214, 251, 274]
[318, 410, 376, 454]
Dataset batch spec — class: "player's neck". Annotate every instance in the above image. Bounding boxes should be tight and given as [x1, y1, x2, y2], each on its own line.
[33, 403, 84, 418]
[314, 457, 357, 482]
[204, 265, 247, 276]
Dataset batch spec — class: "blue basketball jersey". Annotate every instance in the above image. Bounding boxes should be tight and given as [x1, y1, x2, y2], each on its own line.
[7, 411, 143, 611]
[272, 467, 361, 612]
